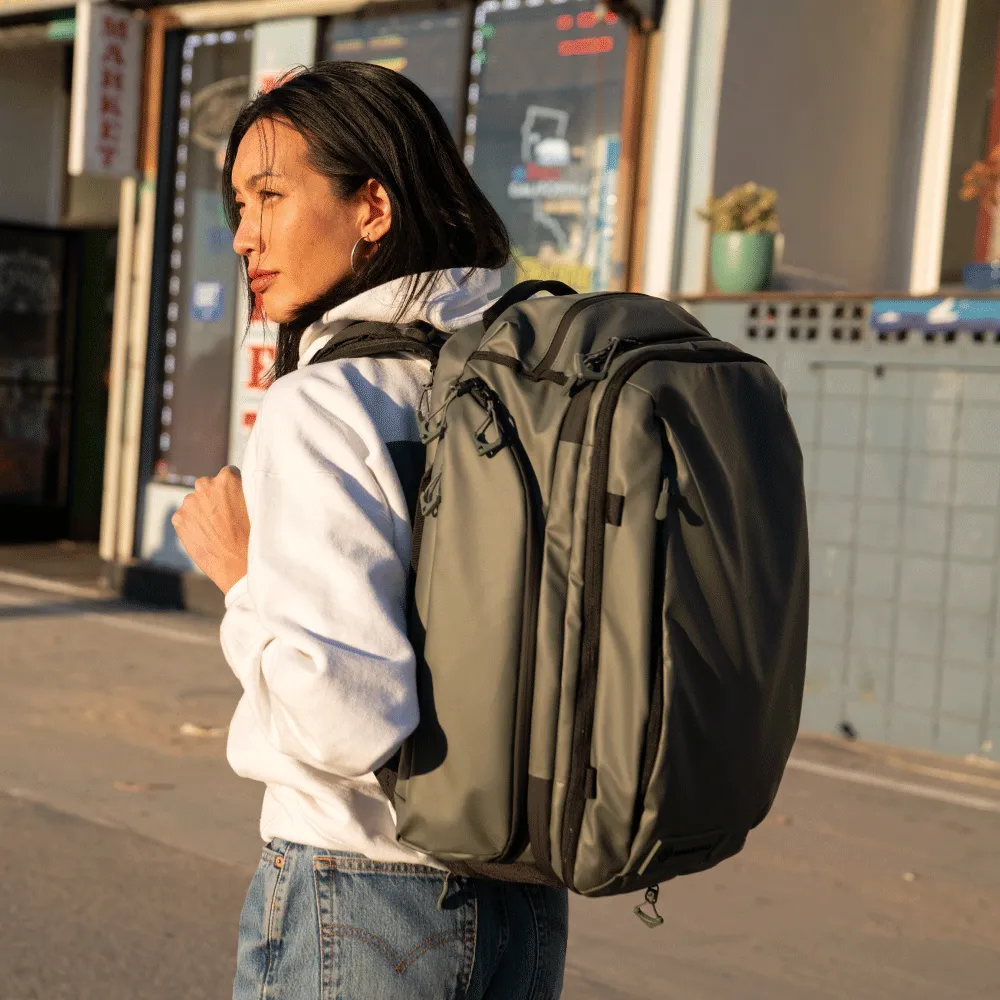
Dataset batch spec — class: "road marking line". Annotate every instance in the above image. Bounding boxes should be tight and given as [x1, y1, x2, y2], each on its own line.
[0, 568, 110, 600]
[0, 588, 218, 648]
[786, 757, 1000, 815]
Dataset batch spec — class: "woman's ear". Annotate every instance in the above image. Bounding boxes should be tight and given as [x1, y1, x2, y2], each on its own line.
[361, 179, 392, 242]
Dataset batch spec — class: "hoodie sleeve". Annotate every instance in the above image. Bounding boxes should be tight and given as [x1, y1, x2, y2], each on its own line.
[219, 366, 417, 779]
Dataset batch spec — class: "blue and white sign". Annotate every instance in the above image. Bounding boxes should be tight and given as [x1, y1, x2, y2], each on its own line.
[872, 297, 1000, 333]
[191, 280, 225, 323]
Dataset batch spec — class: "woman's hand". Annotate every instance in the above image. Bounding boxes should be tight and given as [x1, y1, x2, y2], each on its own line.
[172, 467, 250, 595]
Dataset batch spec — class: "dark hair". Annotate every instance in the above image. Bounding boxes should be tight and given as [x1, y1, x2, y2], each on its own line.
[222, 61, 510, 379]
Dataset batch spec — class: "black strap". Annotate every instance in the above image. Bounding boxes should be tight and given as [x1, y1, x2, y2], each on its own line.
[308, 319, 435, 813]
[482, 280, 576, 330]
[308, 319, 442, 366]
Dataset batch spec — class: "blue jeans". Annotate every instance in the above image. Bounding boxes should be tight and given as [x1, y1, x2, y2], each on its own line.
[234, 839, 569, 999]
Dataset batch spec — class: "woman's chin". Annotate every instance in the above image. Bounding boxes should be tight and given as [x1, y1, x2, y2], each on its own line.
[258, 294, 295, 325]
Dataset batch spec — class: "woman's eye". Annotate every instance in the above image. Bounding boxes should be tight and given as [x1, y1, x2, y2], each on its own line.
[260, 190, 280, 202]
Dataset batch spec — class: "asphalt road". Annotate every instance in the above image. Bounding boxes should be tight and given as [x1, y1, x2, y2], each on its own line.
[1, 572, 999, 999]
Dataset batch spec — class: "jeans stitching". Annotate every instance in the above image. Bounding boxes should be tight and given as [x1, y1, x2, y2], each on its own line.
[525, 888, 545, 1000]
[313, 855, 446, 877]
[322, 925, 465, 974]
[461, 885, 478, 997]
[261, 847, 288, 1000]
[312, 859, 329, 1000]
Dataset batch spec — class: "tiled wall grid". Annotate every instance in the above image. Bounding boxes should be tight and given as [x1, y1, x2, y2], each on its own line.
[685, 299, 1000, 760]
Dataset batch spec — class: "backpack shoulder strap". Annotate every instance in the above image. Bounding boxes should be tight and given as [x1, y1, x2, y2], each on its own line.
[307, 319, 442, 366]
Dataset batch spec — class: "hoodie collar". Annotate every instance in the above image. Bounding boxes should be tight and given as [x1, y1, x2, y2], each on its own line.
[298, 268, 502, 367]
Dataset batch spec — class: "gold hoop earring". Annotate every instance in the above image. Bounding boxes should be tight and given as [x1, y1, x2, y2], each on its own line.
[350, 235, 378, 276]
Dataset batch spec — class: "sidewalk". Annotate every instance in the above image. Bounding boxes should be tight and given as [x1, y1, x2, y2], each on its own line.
[0, 541, 225, 616]
[1, 571, 998, 998]
[0, 541, 109, 591]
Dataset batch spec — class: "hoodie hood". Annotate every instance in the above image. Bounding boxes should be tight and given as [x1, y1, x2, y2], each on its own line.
[298, 268, 502, 367]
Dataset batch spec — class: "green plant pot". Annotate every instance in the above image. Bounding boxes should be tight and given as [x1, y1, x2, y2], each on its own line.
[710, 232, 775, 294]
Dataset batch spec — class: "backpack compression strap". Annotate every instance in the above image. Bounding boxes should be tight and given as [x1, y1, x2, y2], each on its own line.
[308, 318, 442, 366]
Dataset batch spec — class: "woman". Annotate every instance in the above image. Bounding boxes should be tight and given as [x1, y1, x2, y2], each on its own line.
[171, 62, 569, 1000]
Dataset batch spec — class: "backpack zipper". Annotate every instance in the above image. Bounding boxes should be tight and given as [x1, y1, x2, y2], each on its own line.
[631, 426, 672, 844]
[560, 343, 759, 888]
[531, 294, 619, 377]
[465, 379, 543, 862]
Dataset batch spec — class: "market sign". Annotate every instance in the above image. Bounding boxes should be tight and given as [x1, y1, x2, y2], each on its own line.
[67, 1, 144, 177]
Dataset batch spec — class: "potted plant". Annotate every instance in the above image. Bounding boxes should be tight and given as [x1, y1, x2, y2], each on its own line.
[699, 182, 779, 294]
[959, 143, 1000, 288]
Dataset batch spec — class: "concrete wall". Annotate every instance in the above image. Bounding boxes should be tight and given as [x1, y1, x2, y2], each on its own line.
[688, 298, 1000, 762]
[0, 43, 69, 227]
[713, 0, 937, 293]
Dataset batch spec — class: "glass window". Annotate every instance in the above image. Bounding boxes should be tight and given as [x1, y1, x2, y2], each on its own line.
[325, 7, 472, 142]
[153, 28, 253, 486]
[466, 0, 629, 291]
[940, 1, 1000, 284]
[0, 226, 68, 504]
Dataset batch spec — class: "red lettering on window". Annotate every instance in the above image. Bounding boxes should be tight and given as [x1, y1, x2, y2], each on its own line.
[100, 119, 122, 141]
[102, 96, 123, 117]
[103, 71, 124, 90]
[558, 36, 614, 56]
[242, 411, 258, 430]
[556, 14, 573, 29]
[577, 11, 598, 27]
[246, 345, 276, 390]
[98, 145, 118, 168]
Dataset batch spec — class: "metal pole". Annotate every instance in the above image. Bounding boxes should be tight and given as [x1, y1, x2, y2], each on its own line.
[97, 174, 137, 566]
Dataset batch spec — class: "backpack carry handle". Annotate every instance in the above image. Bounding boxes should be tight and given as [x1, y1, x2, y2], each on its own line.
[483, 280, 577, 330]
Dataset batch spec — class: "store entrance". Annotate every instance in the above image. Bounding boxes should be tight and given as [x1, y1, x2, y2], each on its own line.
[0, 225, 116, 543]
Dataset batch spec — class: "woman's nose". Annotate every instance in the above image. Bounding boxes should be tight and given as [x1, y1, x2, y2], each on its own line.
[233, 213, 261, 258]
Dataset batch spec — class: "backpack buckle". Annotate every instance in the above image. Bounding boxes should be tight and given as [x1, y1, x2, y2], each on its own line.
[571, 337, 622, 384]
[417, 411, 445, 445]
[420, 473, 443, 517]
[474, 399, 507, 457]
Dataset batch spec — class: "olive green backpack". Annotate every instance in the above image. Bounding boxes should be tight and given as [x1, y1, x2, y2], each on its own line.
[310, 280, 809, 923]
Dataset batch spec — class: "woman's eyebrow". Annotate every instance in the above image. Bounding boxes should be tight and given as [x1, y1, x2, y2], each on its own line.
[239, 170, 285, 192]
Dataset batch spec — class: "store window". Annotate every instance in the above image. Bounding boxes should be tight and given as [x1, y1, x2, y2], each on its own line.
[0, 226, 68, 505]
[940, 1, 1000, 284]
[153, 28, 253, 486]
[466, 0, 630, 291]
[324, 6, 472, 143]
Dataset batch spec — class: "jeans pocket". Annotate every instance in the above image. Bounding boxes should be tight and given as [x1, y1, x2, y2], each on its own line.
[313, 856, 476, 1000]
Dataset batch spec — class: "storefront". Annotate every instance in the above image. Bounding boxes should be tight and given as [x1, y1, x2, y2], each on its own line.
[0, 1, 126, 542]
[123, 0, 661, 579]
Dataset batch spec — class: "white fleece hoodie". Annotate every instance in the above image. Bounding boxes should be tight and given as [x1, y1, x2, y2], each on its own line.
[221, 268, 501, 862]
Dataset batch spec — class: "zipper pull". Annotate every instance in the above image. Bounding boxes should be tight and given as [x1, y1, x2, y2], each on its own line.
[571, 337, 622, 384]
[634, 885, 665, 929]
[468, 383, 508, 457]
[655, 479, 671, 521]
[420, 471, 443, 517]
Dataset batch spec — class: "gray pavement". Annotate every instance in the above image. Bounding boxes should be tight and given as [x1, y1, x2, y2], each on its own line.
[1, 573, 999, 998]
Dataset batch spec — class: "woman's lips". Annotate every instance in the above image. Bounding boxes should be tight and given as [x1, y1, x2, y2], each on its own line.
[249, 271, 278, 294]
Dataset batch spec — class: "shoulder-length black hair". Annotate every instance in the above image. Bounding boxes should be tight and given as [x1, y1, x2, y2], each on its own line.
[222, 60, 510, 379]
